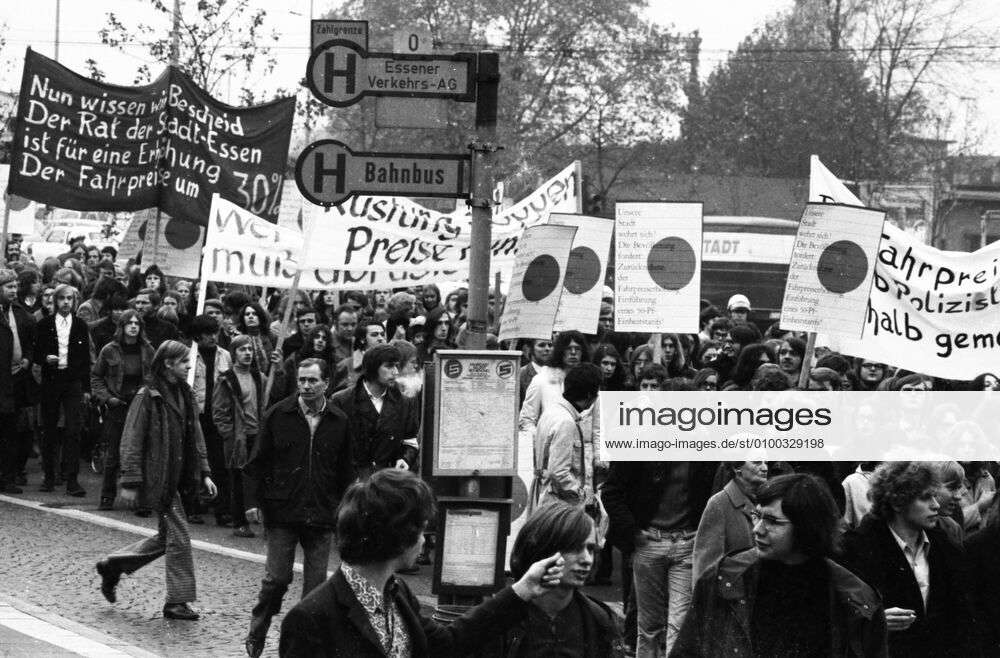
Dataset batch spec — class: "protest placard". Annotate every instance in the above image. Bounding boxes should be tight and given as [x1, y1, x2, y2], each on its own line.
[781, 203, 885, 338]
[614, 202, 703, 333]
[548, 213, 614, 333]
[0, 164, 38, 235]
[8, 49, 294, 226]
[812, 156, 1000, 379]
[141, 213, 204, 279]
[498, 224, 577, 342]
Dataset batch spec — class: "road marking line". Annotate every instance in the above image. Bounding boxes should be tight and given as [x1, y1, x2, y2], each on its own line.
[0, 597, 159, 658]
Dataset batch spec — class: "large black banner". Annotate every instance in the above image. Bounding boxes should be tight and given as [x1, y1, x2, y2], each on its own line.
[9, 48, 295, 226]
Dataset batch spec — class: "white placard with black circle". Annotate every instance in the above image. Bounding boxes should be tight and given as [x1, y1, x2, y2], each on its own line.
[614, 201, 703, 333]
[548, 213, 614, 334]
[498, 224, 577, 342]
[780, 202, 886, 338]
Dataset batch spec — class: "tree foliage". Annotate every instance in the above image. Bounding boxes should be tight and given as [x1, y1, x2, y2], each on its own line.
[327, 0, 686, 200]
[93, 0, 280, 104]
[683, 26, 882, 179]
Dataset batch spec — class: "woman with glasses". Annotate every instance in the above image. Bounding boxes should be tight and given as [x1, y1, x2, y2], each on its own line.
[91, 310, 154, 511]
[674, 474, 887, 657]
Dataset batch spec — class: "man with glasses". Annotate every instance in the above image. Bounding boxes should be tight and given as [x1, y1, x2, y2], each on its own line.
[673, 473, 888, 657]
[856, 359, 888, 391]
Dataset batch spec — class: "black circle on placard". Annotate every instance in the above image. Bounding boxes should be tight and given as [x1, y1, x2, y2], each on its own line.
[5, 193, 30, 212]
[647, 236, 697, 291]
[817, 239, 868, 294]
[564, 246, 602, 295]
[443, 359, 463, 379]
[163, 218, 201, 250]
[137, 220, 148, 242]
[522, 254, 561, 302]
[511, 475, 529, 521]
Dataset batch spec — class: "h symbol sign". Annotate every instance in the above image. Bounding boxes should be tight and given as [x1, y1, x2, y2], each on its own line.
[323, 52, 356, 94]
[312, 151, 346, 195]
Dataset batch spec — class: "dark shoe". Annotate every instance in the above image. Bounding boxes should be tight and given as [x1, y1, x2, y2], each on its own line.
[245, 634, 265, 658]
[215, 514, 233, 527]
[39, 480, 55, 492]
[96, 560, 120, 603]
[54, 475, 65, 486]
[395, 564, 420, 575]
[187, 514, 205, 525]
[98, 497, 114, 511]
[135, 507, 152, 518]
[66, 482, 86, 498]
[163, 603, 200, 620]
[233, 525, 256, 538]
[2, 483, 23, 494]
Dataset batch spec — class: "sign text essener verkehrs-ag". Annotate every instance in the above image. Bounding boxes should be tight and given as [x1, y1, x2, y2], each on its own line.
[384, 61, 442, 75]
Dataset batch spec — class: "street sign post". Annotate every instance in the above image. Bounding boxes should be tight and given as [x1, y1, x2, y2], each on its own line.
[306, 39, 476, 107]
[294, 139, 470, 206]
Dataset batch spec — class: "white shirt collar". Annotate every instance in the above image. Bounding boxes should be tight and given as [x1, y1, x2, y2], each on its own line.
[888, 524, 930, 556]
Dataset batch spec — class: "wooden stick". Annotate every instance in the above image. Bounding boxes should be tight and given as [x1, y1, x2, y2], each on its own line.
[262, 270, 300, 403]
[797, 331, 818, 390]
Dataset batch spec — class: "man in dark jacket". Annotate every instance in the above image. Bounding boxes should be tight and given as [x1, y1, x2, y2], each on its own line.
[279, 469, 570, 658]
[966, 497, 1000, 655]
[0, 268, 36, 493]
[330, 344, 419, 479]
[839, 461, 979, 658]
[672, 473, 887, 657]
[32, 283, 91, 496]
[242, 357, 354, 658]
[601, 460, 718, 656]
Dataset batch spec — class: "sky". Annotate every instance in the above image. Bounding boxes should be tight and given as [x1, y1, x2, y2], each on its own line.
[2, 0, 999, 151]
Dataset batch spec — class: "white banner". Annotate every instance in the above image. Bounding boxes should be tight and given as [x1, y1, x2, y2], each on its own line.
[549, 213, 614, 333]
[615, 202, 703, 333]
[498, 224, 576, 342]
[299, 162, 580, 272]
[812, 156, 1000, 379]
[204, 195, 469, 290]
[781, 203, 885, 338]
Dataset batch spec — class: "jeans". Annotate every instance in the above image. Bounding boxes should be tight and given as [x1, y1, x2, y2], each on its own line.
[100, 403, 128, 501]
[248, 524, 333, 640]
[633, 532, 695, 658]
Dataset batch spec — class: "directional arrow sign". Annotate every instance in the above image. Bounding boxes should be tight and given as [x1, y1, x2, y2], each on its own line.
[295, 140, 471, 207]
[306, 39, 476, 107]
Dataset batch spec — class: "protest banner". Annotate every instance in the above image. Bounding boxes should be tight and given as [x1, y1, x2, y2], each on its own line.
[8, 48, 295, 226]
[812, 156, 1000, 379]
[204, 195, 467, 290]
[298, 162, 581, 273]
[614, 202, 703, 333]
[548, 213, 614, 334]
[781, 203, 885, 339]
[498, 224, 577, 342]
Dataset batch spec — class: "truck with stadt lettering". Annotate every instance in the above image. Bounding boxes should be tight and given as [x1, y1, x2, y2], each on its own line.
[700, 216, 798, 327]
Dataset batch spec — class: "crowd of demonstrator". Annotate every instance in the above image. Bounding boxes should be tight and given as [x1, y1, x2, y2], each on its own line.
[1, 234, 999, 657]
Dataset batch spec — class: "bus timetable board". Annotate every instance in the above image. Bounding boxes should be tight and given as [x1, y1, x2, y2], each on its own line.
[432, 350, 520, 477]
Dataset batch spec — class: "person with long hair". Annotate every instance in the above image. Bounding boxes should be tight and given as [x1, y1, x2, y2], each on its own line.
[420, 306, 455, 360]
[593, 343, 628, 391]
[91, 310, 154, 511]
[721, 343, 776, 391]
[236, 302, 278, 376]
[96, 340, 218, 620]
[270, 324, 335, 405]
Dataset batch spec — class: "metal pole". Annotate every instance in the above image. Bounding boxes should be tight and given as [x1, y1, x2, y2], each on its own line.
[465, 52, 500, 350]
[170, 0, 182, 66]
[54, 0, 61, 61]
[1, 201, 10, 264]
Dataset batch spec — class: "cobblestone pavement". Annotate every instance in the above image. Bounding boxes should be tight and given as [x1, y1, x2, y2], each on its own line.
[0, 459, 623, 656]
